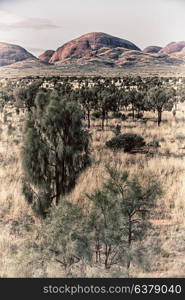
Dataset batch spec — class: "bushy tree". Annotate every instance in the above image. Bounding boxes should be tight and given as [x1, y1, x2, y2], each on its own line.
[26, 167, 162, 274]
[13, 79, 43, 111]
[94, 81, 117, 130]
[39, 201, 90, 273]
[146, 86, 176, 126]
[84, 167, 162, 270]
[79, 85, 96, 129]
[22, 89, 90, 217]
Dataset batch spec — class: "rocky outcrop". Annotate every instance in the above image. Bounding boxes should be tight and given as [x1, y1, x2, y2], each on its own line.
[1, 34, 184, 71]
[0, 42, 34, 66]
[49, 32, 141, 64]
[39, 50, 55, 63]
[117, 50, 183, 67]
[143, 46, 162, 54]
[171, 47, 185, 58]
[160, 41, 185, 55]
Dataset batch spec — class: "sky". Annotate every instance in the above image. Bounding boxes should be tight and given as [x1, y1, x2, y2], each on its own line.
[0, 0, 184, 56]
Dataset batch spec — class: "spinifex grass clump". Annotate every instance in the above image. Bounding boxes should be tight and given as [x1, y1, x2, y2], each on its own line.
[106, 133, 146, 152]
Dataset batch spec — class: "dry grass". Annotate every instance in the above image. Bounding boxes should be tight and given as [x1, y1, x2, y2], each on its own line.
[0, 102, 185, 277]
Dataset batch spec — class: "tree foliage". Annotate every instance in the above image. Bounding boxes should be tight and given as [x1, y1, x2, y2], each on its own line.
[84, 167, 162, 270]
[13, 79, 43, 111]
[146, 86, 176, 126]
[40, 201, 90, 272]
[36, 167, 162, 272]
[22, 89, 90, 217]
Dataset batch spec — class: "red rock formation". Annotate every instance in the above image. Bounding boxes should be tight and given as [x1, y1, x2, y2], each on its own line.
[160, 41, 185, 55]
[39, 50, 55, 63]
[0, 42, 34, 66]
[49, 32, 141, 63]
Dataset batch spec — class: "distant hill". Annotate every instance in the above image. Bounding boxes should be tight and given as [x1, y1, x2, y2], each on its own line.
[171, 47, 185, 59]
[0, 34, 184, 73]
[0, 42, 35, 66]
[38, 32, 184, 68]
[159, 41, 185, 55]
[39, 50, 55, 63]
[143, 46, 162, 54]
[45, 32, 141, 64]
[3, 57, 50, 69]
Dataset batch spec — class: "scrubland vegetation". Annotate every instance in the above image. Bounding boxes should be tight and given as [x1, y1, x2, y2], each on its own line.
[0, 75, 185, 278]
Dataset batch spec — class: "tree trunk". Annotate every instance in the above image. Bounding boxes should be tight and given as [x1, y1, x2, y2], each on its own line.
[87, 109, 91, 129]
[106, 112, 109, 127]
[127, 214, 132, 270]
[60, 157, 66, 197]
[104, 245, 111, 269]
[95, 238, 101, 263]
[157, 109, 162, 126]
[132, 104, 135, 120]
[55, 165, 60, 205]
[102, 111, 105, 131]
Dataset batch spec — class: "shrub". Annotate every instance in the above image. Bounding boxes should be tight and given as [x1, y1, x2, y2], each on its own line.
[176, 135, 185, 141]
[112, 111, 122, 119]
[113, 124, 121, 136]
[121, 113, 126, 121]
[136, 112, 143, 119]
[106, 133, 146, 152]
[7, 124, 16, 136]
[147, 140, 160, 148]
[127, 112, 134, 118]
[92, 111, 102, 119]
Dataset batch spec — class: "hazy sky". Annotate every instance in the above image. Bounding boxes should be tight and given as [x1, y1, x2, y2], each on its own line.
[0, 0, 184, 56]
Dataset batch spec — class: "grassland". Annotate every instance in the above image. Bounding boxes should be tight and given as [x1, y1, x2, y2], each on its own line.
[0, 63, 185, 79]
[0, 95, 185, 278]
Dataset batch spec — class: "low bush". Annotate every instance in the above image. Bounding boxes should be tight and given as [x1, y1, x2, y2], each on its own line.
[136, 112, 144, 119]
[127, 112, 134, 118]
[106, 133, 146, 152]
[121, 113, 126, 121]
[113, 124, 121, 136]
[112, 111, 122, 119]
[92, 111, 102, 119]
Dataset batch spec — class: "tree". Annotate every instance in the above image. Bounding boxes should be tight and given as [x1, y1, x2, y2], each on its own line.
[22, 89, 90, 217]
[176, 85, 185, 104]
[24, 167, 162, 275]
[104, 168, 162, 271]
[84, 167, 162, 271]
[79, 85, 96, 129]
[146, 86, 176, 126]
[96, 87, 117, 130]
[85, 182, 126, 269]
[126, 89, 138, 119]
[13, 79, 43, 111]
[39, 200, 89, 274]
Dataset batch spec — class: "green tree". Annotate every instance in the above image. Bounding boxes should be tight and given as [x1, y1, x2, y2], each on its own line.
[84, 167, 162, 271]
[146, 86, 175, 126]
[104, 168, 162, 271]
[96, 88, 116, 130]
[39, 201, 89, 274]
[22, 89, 90, 217]
[13, 79, 43, 111]
[79, 85, 96, 129]
[126, 89, 138, 119]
